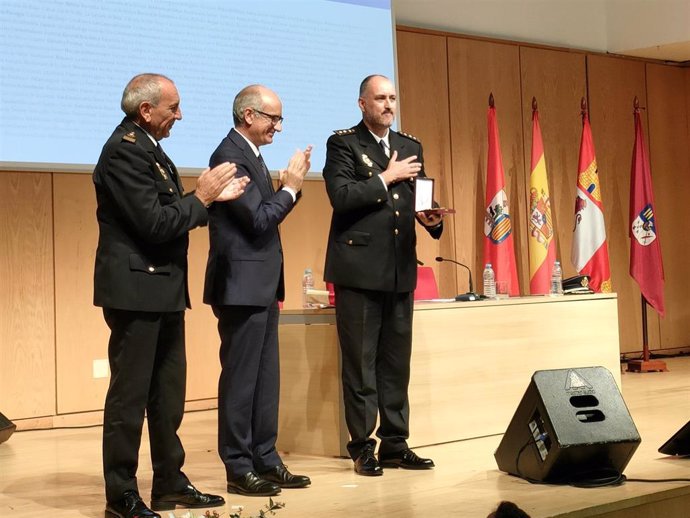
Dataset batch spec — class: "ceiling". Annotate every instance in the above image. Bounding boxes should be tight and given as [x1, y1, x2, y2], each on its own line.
[393, 0, 690, 64]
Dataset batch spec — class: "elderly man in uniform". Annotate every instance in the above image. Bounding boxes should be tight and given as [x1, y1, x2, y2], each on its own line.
[323, 74, 444, 476]
[94, 73, 248, 518]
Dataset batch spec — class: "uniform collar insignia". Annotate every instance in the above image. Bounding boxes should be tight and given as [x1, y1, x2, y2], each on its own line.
[361, 154, 373, 167]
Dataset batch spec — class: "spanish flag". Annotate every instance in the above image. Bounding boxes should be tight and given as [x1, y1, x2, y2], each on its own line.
[571, 105, 611, 292]
[528, 101, 556, 294]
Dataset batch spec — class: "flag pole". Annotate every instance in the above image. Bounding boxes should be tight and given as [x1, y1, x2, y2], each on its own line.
[626, 97, 667, 373]
[628, 294, 667, 372]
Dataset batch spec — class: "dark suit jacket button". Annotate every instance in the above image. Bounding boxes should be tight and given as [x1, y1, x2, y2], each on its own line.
[393, 193, 399, 200]
[347, 239, 353, 245]
[148, 266, 155, 272]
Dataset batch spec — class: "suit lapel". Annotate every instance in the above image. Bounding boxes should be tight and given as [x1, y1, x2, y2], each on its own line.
[229, 129, 274, 198]
[388, 130, 408, 159]
[124, 119, 183, 195]
[389, 130, 416, 194]
[356, 121, 388, 170]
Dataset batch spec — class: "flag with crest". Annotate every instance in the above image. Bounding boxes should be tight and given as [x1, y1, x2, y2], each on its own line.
[571, 105, 612, 292]
[528, 103, 556, 294]
[629, 107, 665, 316]
[483, 99, 520, 295]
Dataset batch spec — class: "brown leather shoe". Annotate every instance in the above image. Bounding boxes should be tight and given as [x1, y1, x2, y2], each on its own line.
[379, 448, 435, 470]
[227, 471, 281, 496]
[259, 464, 311, 488]
[150, 483, 224, 510]
[106, 490, 161, 518]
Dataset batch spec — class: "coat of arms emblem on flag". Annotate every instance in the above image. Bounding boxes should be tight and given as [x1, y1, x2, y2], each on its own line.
[631, 204, 657, 246]
[529, 186, 553, 248]
[484, 190, 512, 244]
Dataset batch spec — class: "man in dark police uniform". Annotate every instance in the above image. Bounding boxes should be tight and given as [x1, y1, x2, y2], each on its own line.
[323, 75, 444, 476]
[93, 73, 248, 518]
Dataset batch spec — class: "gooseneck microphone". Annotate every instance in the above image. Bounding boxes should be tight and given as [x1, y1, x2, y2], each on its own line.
[435, 256, 484, 301]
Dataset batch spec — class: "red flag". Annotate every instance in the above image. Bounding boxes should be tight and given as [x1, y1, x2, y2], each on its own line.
[629, 109, 665, 316]
[528, 107, 556, 294]
[571, 109, 612, 292]
[483, 103, 520, 295]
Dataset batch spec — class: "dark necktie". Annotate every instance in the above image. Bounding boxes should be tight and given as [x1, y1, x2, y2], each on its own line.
[257, 154, 274, 191]
[379, 139, 389, 158]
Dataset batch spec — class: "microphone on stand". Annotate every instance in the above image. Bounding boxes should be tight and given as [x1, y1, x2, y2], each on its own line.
[435, 256, 484, 301]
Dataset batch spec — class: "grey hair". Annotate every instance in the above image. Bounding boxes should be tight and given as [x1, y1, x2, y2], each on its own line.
[359, 74, 389, 97]
[120, 73, 172, 118]
[232, 85, 264, 126]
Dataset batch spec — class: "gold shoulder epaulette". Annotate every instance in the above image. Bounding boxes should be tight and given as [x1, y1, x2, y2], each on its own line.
[122, 131, 136, 143]
[333, 128, 356, 136]
[398, 131, 420, 143]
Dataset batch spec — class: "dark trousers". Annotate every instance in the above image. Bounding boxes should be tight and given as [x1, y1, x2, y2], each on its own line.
[213, 302, 282, 479]
[334, 286, 414, 460]
[102, 309, 189, 502]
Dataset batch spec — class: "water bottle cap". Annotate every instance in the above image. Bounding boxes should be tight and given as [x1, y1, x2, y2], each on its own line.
[554, 261, 560, 265]
[485, 263, 492, 268]
[304, 268, 312, 274]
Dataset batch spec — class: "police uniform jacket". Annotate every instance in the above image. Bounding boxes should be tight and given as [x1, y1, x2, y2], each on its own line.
[323, 120, 442, 293]
[93, 118, 208, 312]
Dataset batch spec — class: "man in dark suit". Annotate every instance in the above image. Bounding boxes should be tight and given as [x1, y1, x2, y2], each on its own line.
[323, 75, 444, 476]
[204, 85, 311, 496]
[94, 73, 248, 518]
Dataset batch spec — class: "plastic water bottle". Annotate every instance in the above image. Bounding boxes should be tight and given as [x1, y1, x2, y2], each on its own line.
[302, 268, 315, 308]
[550, 261, 564, 296]
[483, 263, 496, 299]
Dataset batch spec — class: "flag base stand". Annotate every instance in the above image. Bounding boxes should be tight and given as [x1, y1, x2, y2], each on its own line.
[626, 359, 668, 373]
[627, 296, 669, 373]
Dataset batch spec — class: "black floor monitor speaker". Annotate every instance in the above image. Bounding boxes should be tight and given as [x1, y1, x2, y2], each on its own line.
[494, 366, 641, 484]
[658, 420, 690, 456]
[0, 412, 16, 444]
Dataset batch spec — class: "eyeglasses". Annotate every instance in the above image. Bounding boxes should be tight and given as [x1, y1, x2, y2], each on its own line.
[253, 109, 284, 125]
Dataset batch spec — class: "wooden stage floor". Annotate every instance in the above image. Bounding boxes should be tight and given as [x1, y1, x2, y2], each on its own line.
[1, 357, 690, 518]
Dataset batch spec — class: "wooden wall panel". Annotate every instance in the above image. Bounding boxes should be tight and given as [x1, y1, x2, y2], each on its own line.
[519, 47, 587, 287]
[396, 29, 457, 297]
[177, 177, 221, 400]
[646, 63, 690, 350]
[587, 55, 652, 354]
[0, 172, 55, 419]
[53, 173, 110, 413]
[277, 178, 333, 309]
[446, 37, 524, 295]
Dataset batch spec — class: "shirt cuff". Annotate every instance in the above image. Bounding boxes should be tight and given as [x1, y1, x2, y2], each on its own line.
[282, 186, 298, 203]
[377, 174, 388, 191]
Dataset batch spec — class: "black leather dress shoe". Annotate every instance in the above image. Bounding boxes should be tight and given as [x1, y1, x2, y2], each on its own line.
[106, 490, 161, 518]
[259, 464, 311, 488]
[379, 448, 435, 470]
[227, 471, 281, 496]
[150, 483, 225, 511]
[354, 446, 383, 476]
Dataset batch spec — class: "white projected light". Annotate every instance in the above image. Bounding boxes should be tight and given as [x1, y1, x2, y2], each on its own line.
[0, 0, 395, 174]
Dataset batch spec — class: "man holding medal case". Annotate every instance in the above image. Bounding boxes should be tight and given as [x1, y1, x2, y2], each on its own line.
[323, 74, 447, 476]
